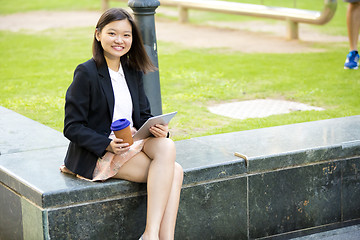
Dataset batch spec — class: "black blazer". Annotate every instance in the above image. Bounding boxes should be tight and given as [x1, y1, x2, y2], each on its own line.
[63, 58, 152, 179]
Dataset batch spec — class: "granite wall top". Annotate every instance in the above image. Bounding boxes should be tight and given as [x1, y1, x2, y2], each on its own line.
[1, 106, 359, 208]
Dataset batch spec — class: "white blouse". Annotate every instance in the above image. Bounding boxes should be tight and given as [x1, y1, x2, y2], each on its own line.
[108, 64, 133, 128]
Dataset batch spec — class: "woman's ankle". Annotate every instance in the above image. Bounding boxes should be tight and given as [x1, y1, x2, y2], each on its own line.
[141, 232, 159, 240]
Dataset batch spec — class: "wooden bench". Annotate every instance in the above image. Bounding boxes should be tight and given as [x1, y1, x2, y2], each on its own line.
[102, 0, 337, 39]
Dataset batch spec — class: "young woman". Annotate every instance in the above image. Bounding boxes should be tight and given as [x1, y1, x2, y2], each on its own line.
[61, 8, 183, 240]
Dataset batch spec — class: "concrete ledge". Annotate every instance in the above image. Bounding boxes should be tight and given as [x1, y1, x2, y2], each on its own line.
[1, 106, 359, 239]
[0, 106, 148, 239]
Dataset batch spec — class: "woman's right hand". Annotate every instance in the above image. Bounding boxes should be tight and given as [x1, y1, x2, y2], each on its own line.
[106, 138, 130, 155]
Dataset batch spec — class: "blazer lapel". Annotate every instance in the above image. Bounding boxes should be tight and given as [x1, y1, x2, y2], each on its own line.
[98, 63, 115, 121]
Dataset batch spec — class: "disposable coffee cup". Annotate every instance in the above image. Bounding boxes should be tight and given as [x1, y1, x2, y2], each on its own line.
[110, 119, 133, 146]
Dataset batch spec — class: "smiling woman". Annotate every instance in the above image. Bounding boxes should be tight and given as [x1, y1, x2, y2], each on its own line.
[96, 19, 133, 69]
[61, 8, 183, 240]
[95, 19, 133, 70]
[91, 8, 156, 73]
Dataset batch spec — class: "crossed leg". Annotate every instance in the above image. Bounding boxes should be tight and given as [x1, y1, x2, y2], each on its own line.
[113, 137, 183, 240]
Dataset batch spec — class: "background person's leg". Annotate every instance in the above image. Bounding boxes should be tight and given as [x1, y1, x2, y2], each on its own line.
[344, 2, 360, 69]
[347, 2, 360, 51]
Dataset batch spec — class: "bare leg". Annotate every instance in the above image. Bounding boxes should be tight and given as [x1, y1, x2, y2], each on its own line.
[159, 163, 183, 240]
[113, 137, 179, 240]
[347, 2, 360, 51]
[142, 138, 176, 239]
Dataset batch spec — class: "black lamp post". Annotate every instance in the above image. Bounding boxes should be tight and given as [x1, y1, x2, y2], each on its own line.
[128, 0, 162, 116]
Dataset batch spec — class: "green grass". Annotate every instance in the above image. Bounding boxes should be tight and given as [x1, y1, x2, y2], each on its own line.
[0, 28, 93, 128]
[159, 45, 360, 140]
[0, 0, 359, 141]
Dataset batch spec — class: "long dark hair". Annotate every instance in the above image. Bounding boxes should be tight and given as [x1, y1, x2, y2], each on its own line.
[92, 8, 157, 73]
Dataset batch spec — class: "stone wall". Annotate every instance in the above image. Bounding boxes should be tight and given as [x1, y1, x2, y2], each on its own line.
[1, 106, 359, 239]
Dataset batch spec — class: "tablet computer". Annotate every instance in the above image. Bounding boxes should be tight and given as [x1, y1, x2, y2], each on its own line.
[133, 111, 177, 141]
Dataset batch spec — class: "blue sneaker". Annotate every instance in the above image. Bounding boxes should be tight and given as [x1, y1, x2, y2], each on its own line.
[344, 50, 359, 69]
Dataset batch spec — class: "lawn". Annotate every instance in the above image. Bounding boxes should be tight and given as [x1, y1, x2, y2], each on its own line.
[0, 0, 359, 141]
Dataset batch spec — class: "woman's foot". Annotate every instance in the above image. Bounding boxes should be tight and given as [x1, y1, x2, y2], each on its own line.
[59, 165, 76, 175]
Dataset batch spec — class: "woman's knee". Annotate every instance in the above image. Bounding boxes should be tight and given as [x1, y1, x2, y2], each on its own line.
[174, 162, 184, 184]
[160, 137, 176, 152]
[145, 137, 176, 159]
[159, 138, 176, 163]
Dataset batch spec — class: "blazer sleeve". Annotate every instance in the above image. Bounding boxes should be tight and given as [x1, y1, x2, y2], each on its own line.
[64, 63, 111, 157]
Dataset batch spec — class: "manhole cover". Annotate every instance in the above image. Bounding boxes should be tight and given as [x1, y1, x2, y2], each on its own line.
[208, 99, 324, 119]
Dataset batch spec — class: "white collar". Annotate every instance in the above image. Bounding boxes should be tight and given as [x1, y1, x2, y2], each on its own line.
[108, 63, 124, 79]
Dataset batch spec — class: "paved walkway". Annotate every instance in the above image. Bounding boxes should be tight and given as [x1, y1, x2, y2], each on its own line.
[0, 9, 347, 54]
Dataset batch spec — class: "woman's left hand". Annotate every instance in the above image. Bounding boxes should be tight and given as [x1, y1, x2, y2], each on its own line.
[149, 124, 169, 138]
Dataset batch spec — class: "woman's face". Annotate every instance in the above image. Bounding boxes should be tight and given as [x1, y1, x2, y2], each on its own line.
[96, 19, 133, 62]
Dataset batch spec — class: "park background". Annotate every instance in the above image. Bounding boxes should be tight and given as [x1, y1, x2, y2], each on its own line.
[0, 0, 359, 141]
